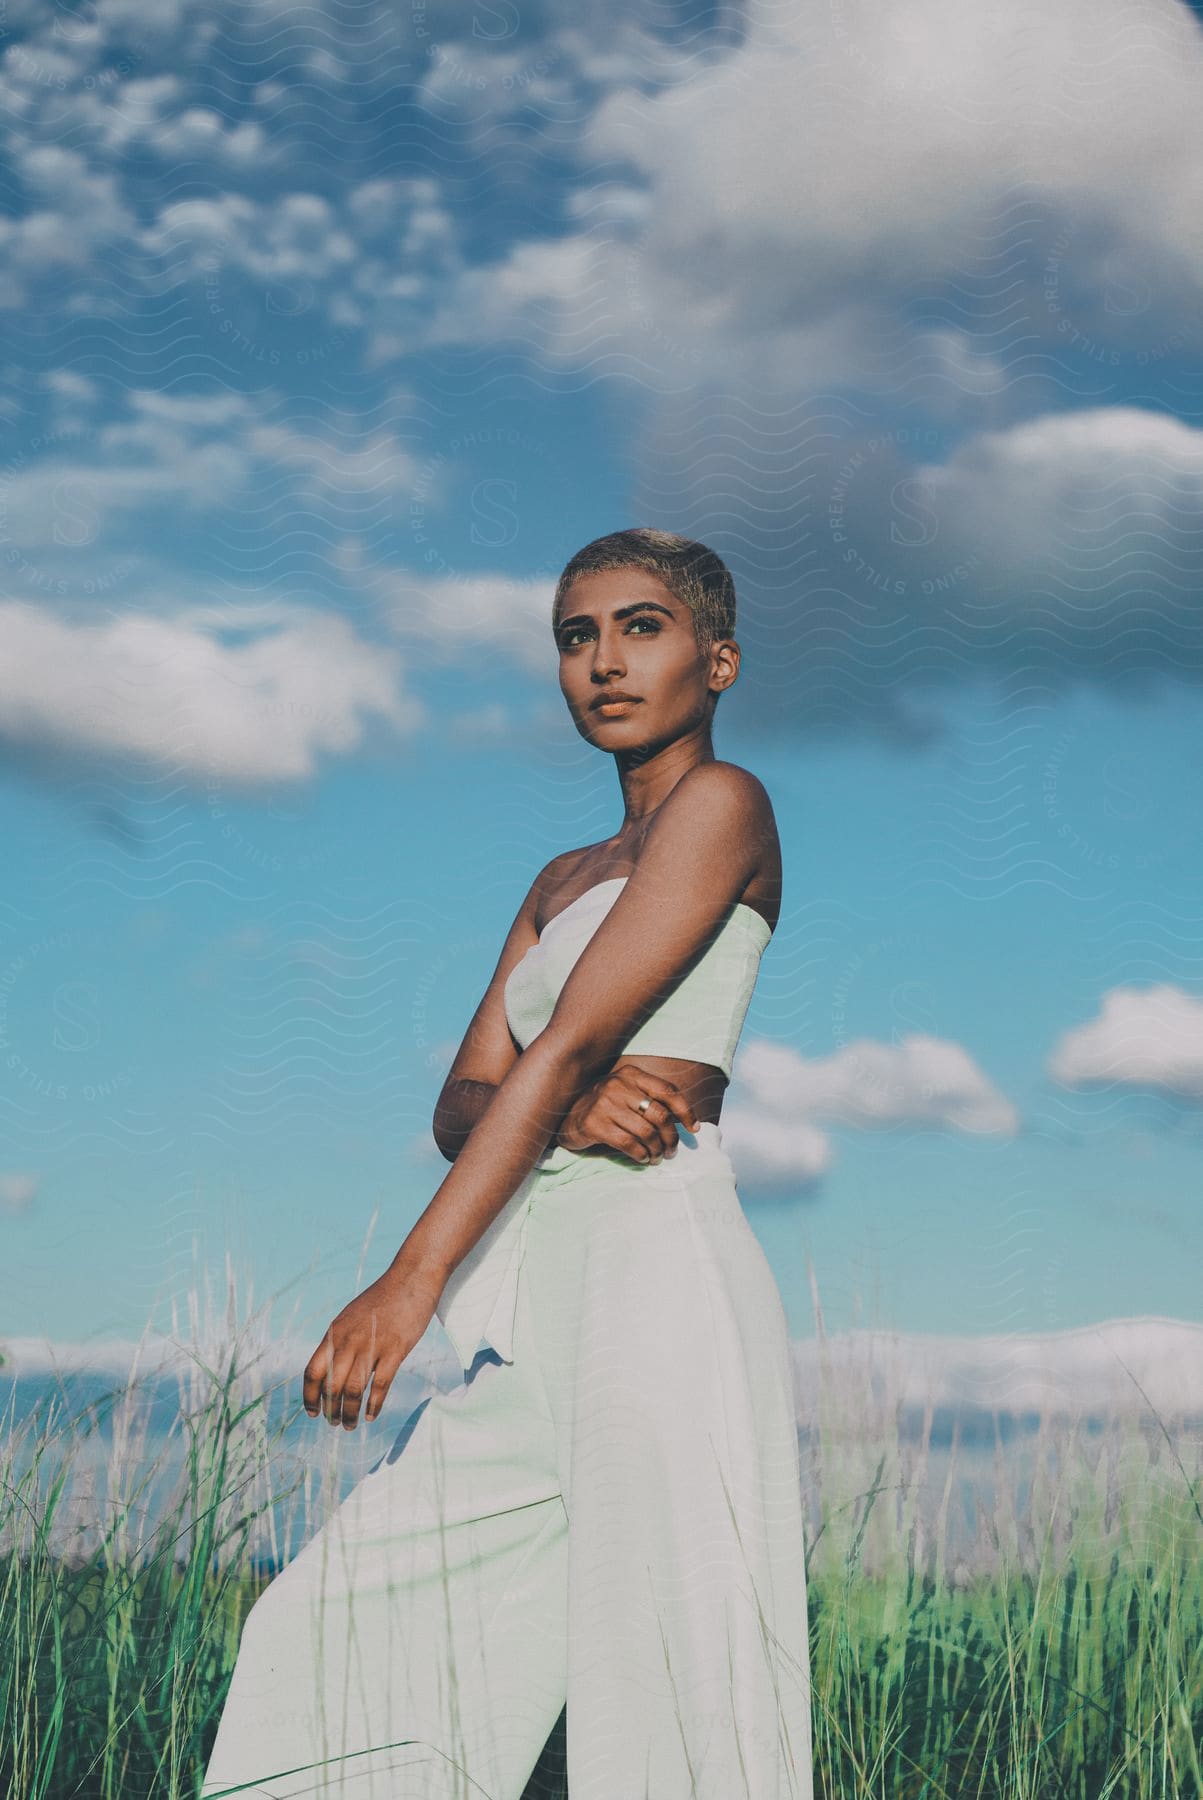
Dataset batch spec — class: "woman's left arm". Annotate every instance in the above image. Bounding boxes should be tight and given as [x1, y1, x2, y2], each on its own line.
[303, 763, 772, 1427]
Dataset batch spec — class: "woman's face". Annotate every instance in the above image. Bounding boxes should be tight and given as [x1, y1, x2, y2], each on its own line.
[555, 566, 730, 748]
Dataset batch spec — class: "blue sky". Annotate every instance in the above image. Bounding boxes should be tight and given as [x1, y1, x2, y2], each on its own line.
[2, 0, 1202, 1365]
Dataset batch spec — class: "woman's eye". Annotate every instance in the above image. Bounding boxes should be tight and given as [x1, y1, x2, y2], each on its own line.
[559, 619, 660, 648]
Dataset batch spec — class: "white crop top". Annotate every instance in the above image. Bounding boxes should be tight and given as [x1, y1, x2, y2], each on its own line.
[503, 876, 772, 1080]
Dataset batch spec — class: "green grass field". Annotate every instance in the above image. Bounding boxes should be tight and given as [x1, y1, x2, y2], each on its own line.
[2, 1294, 1200, 1799]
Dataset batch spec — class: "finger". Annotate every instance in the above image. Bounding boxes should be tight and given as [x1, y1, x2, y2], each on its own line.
[622, 1089, 682, 1161]
[638, 1094, 681, 1159]
[600, 1100, 657, 1161]
[303, 1329, 340, 1418]
[645, 1079, 702, 1135]
[626, 1094, 667, 1148]
[595, 1111, 650, 1161]
[365, 1352, 404, 1422]
[337, 1356, 374, 1432]
[608, 1125, 653, 1164]
[617, 1068, 701, 1138]
[321, 1343, 363, 1426]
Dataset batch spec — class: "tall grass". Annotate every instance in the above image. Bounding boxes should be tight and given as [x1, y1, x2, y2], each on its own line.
[2, 1264, 1200, 1799]
[1, 1263, 319, 1799]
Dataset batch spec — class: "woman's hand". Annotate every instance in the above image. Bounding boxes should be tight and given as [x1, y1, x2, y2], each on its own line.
[302, 1258, 444, 1430]
[556, 1062, 701, 1165]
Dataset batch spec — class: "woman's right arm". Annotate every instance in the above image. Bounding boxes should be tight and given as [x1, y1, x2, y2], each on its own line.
[431, 862, 562, 1162]
[432, 854, 697, 1166]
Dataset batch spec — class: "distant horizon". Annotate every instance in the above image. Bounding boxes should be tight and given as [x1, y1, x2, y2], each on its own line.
[5, 1314, 1201, 1427]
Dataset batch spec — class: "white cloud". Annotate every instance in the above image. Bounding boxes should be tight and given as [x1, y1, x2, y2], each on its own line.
[932, 405, 1203, 559]
[0, 435, 246, 537]
[137, 107, 270, 169]
[723, 1034, 1019, 1185]
[790, 1315, 1203, 1426]
[0, 601, 421, 785]
[0, 392, 421, 574]
[142, 190, 359, 285]
[31, 76, 262, 172]
[1048, 984, 1203, 1098]
[5, 1313, 1200, 1423]
[422, 0, 1203, 387]
[823, 402, 1203, 609]
[0, 10, 700, 349]
[372, 570, 559, 672]
[243, 421, 420, 498]
[41, 369, 100, 405]
[0, 145, 135, 300]
[82, 74, 184, 155]
[10, 0, 1200, 394]
[128, 389, 256, 429]
[0, 1322, 454, 1393]
[348, 175, 453, 246]
[742, 1033, 1018, 1129]
[424, 234, 602, 355]
[718, 1107, 835, 1185]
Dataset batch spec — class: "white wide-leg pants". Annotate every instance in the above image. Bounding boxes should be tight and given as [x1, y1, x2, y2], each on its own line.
[200, 1125, 814, 1800]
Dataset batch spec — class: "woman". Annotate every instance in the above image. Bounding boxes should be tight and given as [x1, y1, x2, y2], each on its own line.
[201, 528, 814, 1799]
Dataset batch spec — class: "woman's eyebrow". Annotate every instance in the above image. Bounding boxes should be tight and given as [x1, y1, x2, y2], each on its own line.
[557, 599, 677, 628]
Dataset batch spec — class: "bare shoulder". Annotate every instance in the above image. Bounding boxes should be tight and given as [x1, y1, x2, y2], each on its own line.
[537, 844, 598, 889]
[661, 761, 776, 842]
[530, 766, 778, 924]
[527, 843, 600, 914]
[642, 761, 775, 887]
[672, 760, 773, 809]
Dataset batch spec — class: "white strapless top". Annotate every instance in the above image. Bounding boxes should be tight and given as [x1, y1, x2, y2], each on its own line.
[503, 876, 772, 1081]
